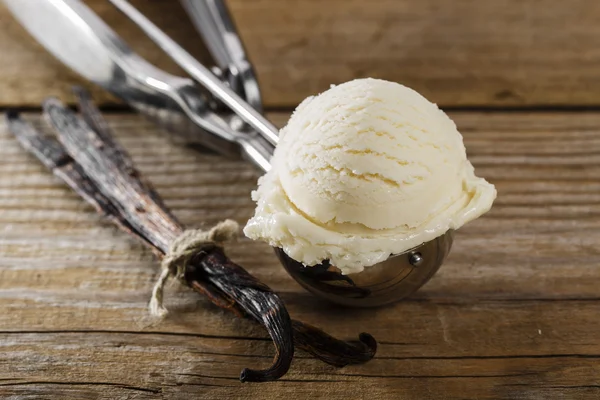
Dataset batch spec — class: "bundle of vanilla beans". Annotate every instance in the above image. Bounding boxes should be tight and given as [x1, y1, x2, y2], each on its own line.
[5, 88, 376, 383]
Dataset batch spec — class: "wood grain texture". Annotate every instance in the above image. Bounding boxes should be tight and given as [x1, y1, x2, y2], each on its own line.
[1, 111, 600, 399]
[3, 0, 600, 108]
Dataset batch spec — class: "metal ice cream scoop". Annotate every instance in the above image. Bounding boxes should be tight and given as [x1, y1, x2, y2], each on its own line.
[4, 0, 453, 306]
[276, 232, 453, 307]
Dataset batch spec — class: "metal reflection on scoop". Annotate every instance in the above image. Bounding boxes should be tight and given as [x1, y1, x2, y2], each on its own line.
[275, 231, 454, 307]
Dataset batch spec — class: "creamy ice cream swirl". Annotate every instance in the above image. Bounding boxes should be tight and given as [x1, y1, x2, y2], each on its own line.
[244, 78, 496, 274]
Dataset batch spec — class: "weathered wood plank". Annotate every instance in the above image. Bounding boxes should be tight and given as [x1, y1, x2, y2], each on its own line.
[1, 111, 600, 399]
[3, 1, 600, 108]
[1, 330, 599, 400]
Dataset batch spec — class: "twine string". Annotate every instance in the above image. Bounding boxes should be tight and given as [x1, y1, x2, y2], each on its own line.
[148, 219, 239, 317]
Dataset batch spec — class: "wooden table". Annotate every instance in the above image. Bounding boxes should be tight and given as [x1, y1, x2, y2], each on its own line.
[1, 1, 599, 399]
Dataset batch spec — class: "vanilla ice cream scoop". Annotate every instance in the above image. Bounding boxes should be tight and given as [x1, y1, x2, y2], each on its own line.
[244, 78, 496, 275]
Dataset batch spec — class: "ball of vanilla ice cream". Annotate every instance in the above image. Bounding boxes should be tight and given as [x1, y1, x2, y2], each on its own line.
[244, 78, 496, 274]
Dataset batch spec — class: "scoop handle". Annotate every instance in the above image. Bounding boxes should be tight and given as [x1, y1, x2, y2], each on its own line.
[109, 0, 279, 148]
[179, 0, 263, 112]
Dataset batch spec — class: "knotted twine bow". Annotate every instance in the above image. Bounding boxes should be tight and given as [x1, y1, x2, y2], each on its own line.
[149, 219, 240, 317]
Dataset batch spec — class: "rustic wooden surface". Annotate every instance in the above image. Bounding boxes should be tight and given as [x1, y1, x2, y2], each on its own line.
[1, 112, 600, 399]
[3, 0, 600, 108]
[2, 0, 600, 398]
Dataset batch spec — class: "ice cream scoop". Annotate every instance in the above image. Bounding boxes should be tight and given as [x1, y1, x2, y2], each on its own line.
[245, 78, 496, 305]
[10, 0, 493, 306]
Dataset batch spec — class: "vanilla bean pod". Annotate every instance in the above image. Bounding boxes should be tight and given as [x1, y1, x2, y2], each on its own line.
[71, 87, 173, 215]
[5, 95, 376, 382]
[4, 111, 154, 250]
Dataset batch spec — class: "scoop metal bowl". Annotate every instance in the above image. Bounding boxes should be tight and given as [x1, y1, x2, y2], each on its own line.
[275, 231, 453, 307]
